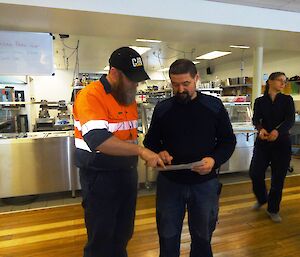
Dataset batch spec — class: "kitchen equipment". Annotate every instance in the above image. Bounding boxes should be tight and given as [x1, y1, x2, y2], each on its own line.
[35, 100, 55, 131]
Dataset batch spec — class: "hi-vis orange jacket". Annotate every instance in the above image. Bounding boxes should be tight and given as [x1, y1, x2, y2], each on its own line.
[73, 75, 138, 170]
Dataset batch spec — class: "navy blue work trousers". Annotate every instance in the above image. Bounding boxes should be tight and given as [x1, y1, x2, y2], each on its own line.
[79, 167, 138, 257]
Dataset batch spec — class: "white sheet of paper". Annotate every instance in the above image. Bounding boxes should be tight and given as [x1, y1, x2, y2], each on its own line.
[154, 160, 204, 172]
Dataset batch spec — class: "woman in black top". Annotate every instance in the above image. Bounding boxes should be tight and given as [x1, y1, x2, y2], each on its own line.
[250, 72, 295, 222]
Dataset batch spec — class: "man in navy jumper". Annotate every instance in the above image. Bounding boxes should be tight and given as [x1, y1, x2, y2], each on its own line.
[144, 59, 236, 257]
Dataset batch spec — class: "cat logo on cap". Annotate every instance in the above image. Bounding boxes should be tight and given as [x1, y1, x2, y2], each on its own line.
[132, 57, 143, 68]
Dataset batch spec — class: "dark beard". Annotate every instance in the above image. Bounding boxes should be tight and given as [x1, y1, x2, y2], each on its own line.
[111, 84, 136, 106]
[175, 91, 191, 104]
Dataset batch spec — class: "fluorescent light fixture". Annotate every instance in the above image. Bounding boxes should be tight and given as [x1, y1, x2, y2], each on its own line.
[196, 51, 231, 60]
[129, 46, 151, 55]
[230, 45, 250, 49]
[104, 65, 110, 71]
[158, 67, 169, 72]
[136, 38, 161, 43]
[193, 61, 200, 64]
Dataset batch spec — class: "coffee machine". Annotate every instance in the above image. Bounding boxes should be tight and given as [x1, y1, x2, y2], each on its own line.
[35, 100, 55, 131]
[34, 100, 73, 131]
[55, 100, 73, 130]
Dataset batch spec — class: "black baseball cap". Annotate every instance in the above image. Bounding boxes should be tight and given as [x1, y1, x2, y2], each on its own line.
[109, 47, 150, 82]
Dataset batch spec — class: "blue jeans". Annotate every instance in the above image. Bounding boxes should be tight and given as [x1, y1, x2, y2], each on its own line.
[156, 174, 220, 257]
[80, 167, 138, 257]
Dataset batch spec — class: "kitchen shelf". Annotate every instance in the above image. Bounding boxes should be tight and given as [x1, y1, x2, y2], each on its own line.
[221, 84, 252, 88]
[198, 88, 223, 91]
[0, 76, 27, 85]
[0, 101, 30, 105]
[137, 89, 172, 95]
[223, 101, 251, 105]
[0, 101, 73, 105]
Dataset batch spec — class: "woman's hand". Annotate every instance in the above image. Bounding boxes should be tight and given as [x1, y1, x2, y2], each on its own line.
[259, 128, 269, 140]
[268, 129, 279, 142]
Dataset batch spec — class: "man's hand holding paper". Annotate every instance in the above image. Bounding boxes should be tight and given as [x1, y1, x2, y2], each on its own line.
[155, 151, 215, 175]
[191, 157, 215, 175]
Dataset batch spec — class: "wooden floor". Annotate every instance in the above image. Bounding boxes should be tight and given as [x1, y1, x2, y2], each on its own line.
[0, 176, 300, 257]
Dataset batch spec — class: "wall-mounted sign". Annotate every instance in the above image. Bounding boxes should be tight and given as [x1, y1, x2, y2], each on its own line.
[0, 31, 54, 76]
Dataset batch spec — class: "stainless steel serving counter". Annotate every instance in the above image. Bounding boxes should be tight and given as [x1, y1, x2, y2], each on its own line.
[0, 131, 77, 198]
[0, 124, 257, 198]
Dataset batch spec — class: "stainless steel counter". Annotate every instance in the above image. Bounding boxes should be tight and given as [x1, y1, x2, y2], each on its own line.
[0, 131, 77, 198]
[219, 123, 256, 174]
[0, 124, 257, 198]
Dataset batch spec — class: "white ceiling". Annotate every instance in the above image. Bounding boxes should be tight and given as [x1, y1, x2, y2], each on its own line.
[1, 3, 300, 74]
[208, 0, 300, 13]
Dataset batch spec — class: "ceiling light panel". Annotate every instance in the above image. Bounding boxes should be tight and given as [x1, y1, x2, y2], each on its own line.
[129, 46, 152, 55]
[136, 38, 161, 43]
[196, 51, 231, 60]
[230, 45, 250, 49]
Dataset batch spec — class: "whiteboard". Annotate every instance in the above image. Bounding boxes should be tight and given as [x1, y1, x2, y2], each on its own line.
[0, 31, 54, 76]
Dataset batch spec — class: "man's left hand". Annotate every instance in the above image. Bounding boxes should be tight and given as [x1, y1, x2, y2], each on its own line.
[191, 157, 215, 175]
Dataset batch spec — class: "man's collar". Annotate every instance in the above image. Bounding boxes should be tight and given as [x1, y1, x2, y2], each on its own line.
[100, 75, 112, 94]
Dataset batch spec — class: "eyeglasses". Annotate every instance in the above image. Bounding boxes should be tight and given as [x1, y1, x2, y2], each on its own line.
[273, 79, 288, 85]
